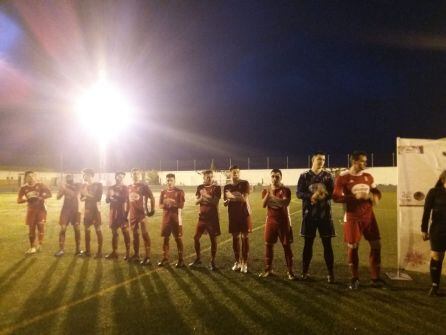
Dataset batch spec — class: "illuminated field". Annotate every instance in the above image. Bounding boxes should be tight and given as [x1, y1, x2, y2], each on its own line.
[0, 189, 444, 335]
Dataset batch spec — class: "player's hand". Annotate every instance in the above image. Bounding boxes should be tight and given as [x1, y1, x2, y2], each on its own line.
[311, 193, 319, 204]
[148, 209, 155, 217]
[225, 190, 235, 199]
[422, 232, 429, 241]
[178, 225, 183, 237]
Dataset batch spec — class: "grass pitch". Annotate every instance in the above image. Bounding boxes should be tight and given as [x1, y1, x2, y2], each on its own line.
[0, 188, 444, 335]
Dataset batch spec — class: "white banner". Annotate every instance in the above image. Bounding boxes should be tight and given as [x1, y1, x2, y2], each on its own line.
[397, 137, 446, 273]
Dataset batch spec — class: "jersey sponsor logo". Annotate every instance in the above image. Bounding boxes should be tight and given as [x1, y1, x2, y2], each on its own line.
[26, 191, 39, 199]
[129, 192, 140, 202]
[351, 184, 370, 195]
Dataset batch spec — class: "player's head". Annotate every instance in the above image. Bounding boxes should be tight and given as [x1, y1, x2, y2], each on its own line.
[65, 174, 74, 184]
[131, 168, 141, 183]
[271, 169, 282, 186]
[350, 151, 367, 171]
[435, 170, 446, 188]
[311, 152, 326, 170]
[24, 171, 35, 184]
[82, 168, 94, 182]
[115, 171, 125, 184]
[166, 173, 175, 188]
[203, 170, 213, 184]
[229, 165, 240, 181]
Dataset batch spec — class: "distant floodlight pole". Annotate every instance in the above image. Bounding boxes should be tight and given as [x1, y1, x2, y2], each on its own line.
[159, 160, 162, 171]
[247, 157, 250, 170]
[229, 157, 232, 168]
[307, 155, 310, 168]
[371, 153, 374, 167]
[193, 159, 196, 171]
[176, 160, 179, 171]
[327, 154, 330, 168]
[392, 152, 395, 166]
[286, 156, 289, 169]
[347, 154, 350, 168]
[267, 156, 270, 169]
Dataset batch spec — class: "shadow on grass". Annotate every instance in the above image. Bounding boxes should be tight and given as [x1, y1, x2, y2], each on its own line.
[0, 257, 36, 301]
[165, 266, 252, 335]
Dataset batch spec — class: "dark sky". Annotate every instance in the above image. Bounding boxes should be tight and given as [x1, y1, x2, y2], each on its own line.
[0, 1, 445, 170]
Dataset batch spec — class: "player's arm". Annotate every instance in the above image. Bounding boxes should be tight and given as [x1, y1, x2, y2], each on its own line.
[40, 184, 52, 199]
[17, 188, 27, 204]
[368, 177, 382, 205]
[325, 174, 334, 200]
[332, 176, 352, 203]
[177, 193, 185, 236]
[57, 184, 65, 200]
[208, 186, 221, 206]
[262, 188, 270, 208]
[105, 186, 113, 204]
[421, 189, 434, 240]
[296, 174, 312, 200]
[146, 186, 155, 216]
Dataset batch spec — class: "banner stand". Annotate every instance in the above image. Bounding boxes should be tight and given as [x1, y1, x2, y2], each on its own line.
[386, 270, 412, 281]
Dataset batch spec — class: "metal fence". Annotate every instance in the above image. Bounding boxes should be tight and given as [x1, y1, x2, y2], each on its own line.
[0, 152, 396, 172]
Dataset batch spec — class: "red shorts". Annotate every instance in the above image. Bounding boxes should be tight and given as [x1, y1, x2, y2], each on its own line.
[84, 208, 101, 227]
[109, 209, 128, 229]
[161, 217, 181, 238]
[129, 215, 146, 228]
[59, 209, 80, 226]
[264, 216, 292, 245]
[343, 212, 380, 244]
[195, 219, 221, 237]
[26, 209, 46, 226]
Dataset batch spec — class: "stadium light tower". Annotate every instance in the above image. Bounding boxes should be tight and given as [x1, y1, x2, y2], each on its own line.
[75, 77, 134, 174]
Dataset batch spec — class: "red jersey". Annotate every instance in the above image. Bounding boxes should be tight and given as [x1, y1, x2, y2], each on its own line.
[106, 184, 128, 212]
[59, 183, 81, 211]
[18, 183, 52, 210]
[128, 182, 153, 218]
[224, 180, 250, 221]
[262, 186, 291, 222]
[80, 182, 103, 211]
[196, 184, 221, 221]
[160, 187, 185, 214]
[333, 171, 381, 219]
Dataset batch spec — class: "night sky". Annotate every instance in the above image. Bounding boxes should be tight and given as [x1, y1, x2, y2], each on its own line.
[0, 1, 445, 170]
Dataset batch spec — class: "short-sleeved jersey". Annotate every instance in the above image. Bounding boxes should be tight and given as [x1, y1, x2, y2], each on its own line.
[18, 183, 52, 210]
[196, 184, 221, 221]
[333, 171, 381, 219]
[262, 186, 291, 221]
[106, 184, 129, 212]
[60, 183, 81, 211]
[297, 170, 334, 222]
[160, 187, 185, 214]
[128, 182, 153, 218]
[224, 180, 250, 221]
[80, 182, 103, 211]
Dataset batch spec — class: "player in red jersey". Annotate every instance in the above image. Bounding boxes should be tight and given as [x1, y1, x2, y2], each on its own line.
[54, 174, 82, 257]
[332, 151, 383, 289]
[80, 168, 103, 258]
[259, 169, 296, 280]
[158, 173, 186, 268]
[105, 172, 131, 260]
[189, 170, 222, 271]
[17, 171, 52, 254]
[128, 168, 155, 265]
[224, 165, 252, 273]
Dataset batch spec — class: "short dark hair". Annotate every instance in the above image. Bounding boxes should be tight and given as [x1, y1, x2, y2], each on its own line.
[350, 151, 367, 162]
[166, 173, 175, 179]
[312, 151, 326, 158]
[203, 170, 213, 175]
[24, 171, 34, 178]
[82, 168, 94, 177]
[115, 171, 125, 177]
[271, 168, 282, 177]
[229, 165, 240, 171]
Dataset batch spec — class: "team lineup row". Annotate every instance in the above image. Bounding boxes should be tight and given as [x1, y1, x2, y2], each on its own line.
[16, 151, 445, 294]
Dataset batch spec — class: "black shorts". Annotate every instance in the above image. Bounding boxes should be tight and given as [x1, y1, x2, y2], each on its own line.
[300, 218, 335, 238]
[429, 226, 446, 252]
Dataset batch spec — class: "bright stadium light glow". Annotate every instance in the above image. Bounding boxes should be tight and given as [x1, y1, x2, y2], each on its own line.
[75, 79, 133, 142]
